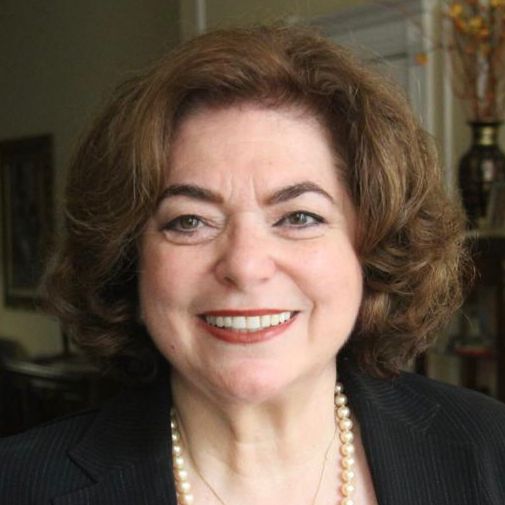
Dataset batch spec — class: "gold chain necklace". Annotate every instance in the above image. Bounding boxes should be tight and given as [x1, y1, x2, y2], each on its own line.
[170, 382, 356, 505]
[181, 412, 337, 505]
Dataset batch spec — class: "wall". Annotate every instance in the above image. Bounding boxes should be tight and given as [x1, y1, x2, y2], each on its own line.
[180, 0, 365, 39]
[0, 0, 179, 355]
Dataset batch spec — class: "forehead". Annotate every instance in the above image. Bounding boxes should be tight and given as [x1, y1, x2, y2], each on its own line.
[167, 103, 343, 187]
[173, 102, 330, 143]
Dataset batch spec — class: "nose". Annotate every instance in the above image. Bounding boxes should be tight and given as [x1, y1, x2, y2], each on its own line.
[214, 216, 276, 290]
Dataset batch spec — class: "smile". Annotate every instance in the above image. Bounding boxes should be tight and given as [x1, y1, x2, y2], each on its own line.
[203, 311, 295, 332]
[198, 310, 298, 344]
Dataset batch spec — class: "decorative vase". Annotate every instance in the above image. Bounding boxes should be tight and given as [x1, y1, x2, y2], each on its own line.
[458, 122, 505, 227]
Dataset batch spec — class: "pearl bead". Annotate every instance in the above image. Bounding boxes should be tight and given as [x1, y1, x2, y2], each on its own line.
[179, 493, 194, 504]
[334, 394, 347, 406]
[337, 406, 350, 419]
[172, 444, 183, 456]
[173, 455, 185, 469]
[339, 418, 353, 431]
[341, 469, 355, 482]
[340, 431, 354, 444]
[335, 383, 343, 394]
[175, 468, 189, 481]
[341, 482, 355, 496]
[341, 455, 355, 469]
[341, 498, 354, 505]
[340, 443, 355, 457]
[176, 480, 192, 494]
[172, 431, 180, 443]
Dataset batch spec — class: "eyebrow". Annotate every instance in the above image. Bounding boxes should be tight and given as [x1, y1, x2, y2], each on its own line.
[157, 184, 224, 206]
[157, 180, 335, 207]
[266, 181, 335, 205]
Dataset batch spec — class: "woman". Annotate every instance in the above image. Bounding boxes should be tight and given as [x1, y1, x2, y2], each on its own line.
[1, 25, 504, 505]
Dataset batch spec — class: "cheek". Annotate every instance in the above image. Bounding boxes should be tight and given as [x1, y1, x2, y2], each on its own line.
[309, 250, 363, 348]
[139, 243, 196, 303]
[138, 245, 187, 333]
[297, 241, 362, 297]
[138, 248, 189, 359]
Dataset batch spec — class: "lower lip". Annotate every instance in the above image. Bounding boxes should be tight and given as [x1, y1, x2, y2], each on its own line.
[197, 314, 298, 344]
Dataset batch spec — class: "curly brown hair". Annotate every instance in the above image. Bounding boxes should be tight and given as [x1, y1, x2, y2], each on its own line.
[42, 25, 469, 380]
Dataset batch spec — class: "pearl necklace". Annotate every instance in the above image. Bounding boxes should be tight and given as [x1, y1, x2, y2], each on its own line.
[170, 382, 355, 505]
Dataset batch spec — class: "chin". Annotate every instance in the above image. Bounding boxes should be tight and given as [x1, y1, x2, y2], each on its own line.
[209, 363, 294, 405]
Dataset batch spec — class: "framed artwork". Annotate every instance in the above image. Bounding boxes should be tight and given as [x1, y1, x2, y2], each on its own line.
[1, 135, 53, 309]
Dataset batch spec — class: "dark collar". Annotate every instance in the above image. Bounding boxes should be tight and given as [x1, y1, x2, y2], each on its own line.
[53, 363, 481, 505]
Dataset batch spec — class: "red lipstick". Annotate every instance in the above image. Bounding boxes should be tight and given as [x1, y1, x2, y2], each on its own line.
[197, 311, 298, 344]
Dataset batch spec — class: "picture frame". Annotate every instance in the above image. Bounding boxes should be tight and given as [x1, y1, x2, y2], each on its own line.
[0, 135, 53, 309]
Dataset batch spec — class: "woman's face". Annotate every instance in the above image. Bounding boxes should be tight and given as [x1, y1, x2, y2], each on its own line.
[139, 104, 363, 403]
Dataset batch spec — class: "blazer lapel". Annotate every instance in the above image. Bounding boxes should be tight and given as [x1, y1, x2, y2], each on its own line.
[52, 378, 178, 505]
[51, 460, 176, 505]
[340, 358, 481, 505]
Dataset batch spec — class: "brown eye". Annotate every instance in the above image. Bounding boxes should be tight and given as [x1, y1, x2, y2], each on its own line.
[164, 215, 203, 232]
[276, 211, 324, 228]
[178, 216, 200, 229]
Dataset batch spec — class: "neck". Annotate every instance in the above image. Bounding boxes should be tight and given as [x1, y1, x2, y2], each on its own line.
[170, 368, 338, 480]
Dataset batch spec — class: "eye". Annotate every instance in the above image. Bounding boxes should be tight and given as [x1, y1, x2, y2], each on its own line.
[275, 211, 325, 228]
[163, 215, 203, 232]
[159, 213, 222, 244]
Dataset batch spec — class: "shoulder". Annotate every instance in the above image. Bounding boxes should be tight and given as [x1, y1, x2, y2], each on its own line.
[343, 357, 505, 446]
[397, 371, 505, 444]
[0, 407, 97, 459]
[0, 379, 172, 504]
[397, 373, 505, 499]
[0, 409, 97, 503]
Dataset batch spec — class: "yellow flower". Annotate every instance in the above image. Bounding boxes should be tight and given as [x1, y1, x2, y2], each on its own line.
[468, 16, 484, 32]
[449, 3, 463, 17]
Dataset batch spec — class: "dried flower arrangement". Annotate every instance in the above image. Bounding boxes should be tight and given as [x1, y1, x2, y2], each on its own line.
[445, 0, 505, 121]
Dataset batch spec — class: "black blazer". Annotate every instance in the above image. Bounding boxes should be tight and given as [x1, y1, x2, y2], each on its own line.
[1, 359, 505, 505]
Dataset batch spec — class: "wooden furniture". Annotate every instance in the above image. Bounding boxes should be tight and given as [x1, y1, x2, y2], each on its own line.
[0, 352, 118, 435]
[454, 233, 505, 402]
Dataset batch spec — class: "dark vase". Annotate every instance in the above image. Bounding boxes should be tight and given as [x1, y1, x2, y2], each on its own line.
[458, 122, 505, 227]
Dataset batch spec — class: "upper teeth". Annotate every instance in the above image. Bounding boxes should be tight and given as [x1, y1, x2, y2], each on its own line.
[204, 312, 294, 332]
